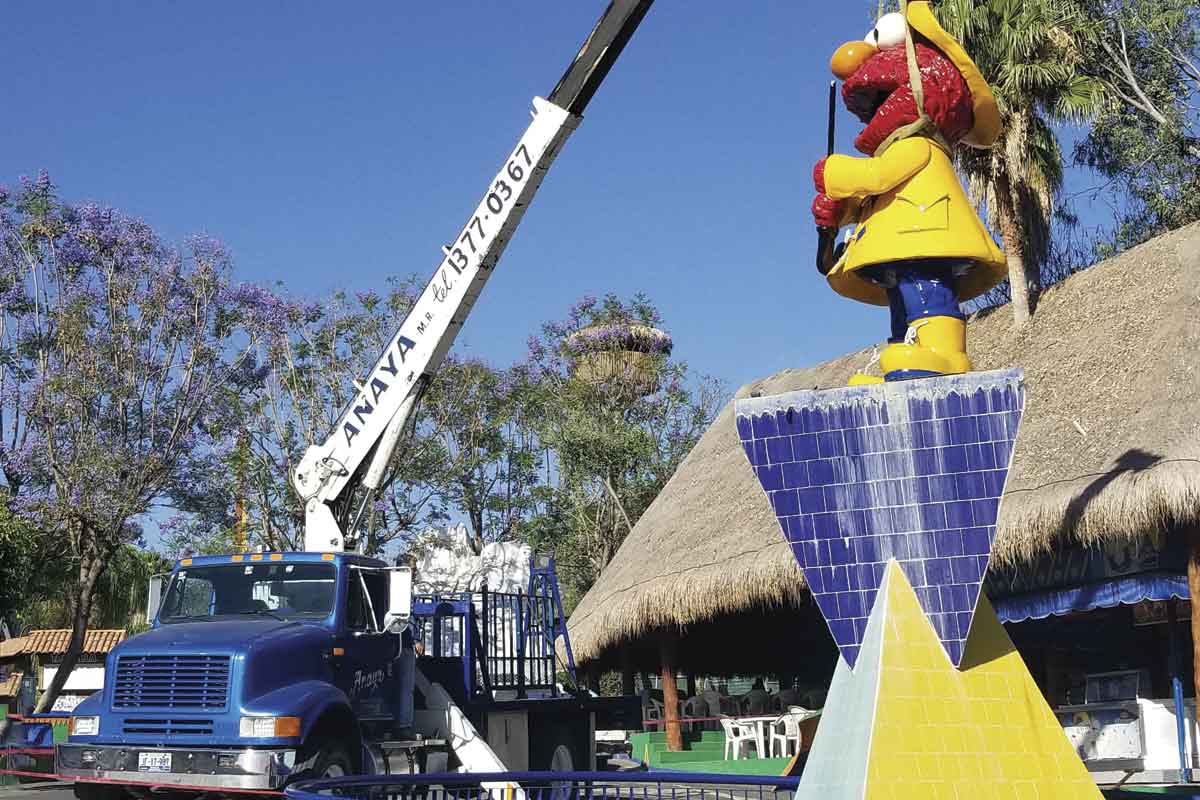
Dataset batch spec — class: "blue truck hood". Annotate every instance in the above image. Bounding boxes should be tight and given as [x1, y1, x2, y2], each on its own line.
[125, 618, 319, 651]
[113, 618, 335, 708]
[86, 618, 342, 747]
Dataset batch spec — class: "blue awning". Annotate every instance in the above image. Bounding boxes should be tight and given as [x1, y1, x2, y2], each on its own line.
[994, 572, 1189, 623]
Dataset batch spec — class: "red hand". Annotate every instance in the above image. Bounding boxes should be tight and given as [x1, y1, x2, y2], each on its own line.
[812, 193, 842, 229]
[813, 158, 828, 195]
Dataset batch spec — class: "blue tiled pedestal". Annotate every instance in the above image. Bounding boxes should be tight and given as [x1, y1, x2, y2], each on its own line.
[735, 369, 1024, 667]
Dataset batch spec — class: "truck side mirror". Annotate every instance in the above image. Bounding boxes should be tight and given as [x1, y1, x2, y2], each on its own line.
[384, 567, 412, 633]
[146, 573, 166, 625]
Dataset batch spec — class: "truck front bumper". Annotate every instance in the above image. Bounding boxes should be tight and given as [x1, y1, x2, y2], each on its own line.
[57, 744, 299, 791]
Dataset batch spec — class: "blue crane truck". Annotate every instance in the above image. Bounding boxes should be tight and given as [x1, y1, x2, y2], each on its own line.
[56, 551, 638, 797]
[57, 1, 657, 794]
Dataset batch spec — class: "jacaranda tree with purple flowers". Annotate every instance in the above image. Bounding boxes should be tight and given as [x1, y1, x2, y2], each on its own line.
[0, 172, 270, 713]
[222, 279, 449, 558]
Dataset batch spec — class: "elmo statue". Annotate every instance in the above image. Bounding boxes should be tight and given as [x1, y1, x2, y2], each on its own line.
[813, 1, 1005, 384]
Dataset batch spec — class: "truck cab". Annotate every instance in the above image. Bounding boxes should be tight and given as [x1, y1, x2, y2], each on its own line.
[58, 552, 407, 794]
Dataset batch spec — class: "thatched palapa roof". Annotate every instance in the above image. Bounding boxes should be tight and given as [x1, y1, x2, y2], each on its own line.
[567, 223, 1200, 671]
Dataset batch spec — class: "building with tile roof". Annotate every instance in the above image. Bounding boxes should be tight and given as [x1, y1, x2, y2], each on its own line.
[12, 629, 126, 657]
[0, 629, 126, 715]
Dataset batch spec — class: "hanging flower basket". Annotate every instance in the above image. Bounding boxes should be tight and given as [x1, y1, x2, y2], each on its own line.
[564, 323, 673, 395]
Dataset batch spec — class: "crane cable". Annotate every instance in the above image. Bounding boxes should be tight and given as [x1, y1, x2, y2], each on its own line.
[873, 0, 950, 157]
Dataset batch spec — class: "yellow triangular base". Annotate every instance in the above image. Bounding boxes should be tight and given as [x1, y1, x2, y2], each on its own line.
[800, 561, 1102, 799]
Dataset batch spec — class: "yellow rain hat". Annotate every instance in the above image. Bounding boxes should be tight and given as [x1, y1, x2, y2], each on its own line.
[905, 1, 1000, 148]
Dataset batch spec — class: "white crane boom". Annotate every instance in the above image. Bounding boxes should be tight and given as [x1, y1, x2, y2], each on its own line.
[293, 0, 654, 552]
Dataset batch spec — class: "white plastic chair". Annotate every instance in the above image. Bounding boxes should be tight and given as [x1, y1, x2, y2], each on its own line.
[643, 698, 662, 731]
[769, 713, 803, 757]
[683, 696, 706, 734]
[720, 716, 758, 760]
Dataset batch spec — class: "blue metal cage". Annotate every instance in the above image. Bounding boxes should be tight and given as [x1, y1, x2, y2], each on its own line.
[411, 555, 578, 703]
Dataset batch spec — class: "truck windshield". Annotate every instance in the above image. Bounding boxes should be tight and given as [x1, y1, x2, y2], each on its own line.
[158, 562, 336, 622]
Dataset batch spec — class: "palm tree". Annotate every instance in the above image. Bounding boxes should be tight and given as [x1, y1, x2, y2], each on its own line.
[936, 0, 1106, 325]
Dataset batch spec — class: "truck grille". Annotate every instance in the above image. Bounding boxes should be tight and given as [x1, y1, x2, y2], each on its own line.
[122, 718, 215, 735]
[113, 654, 231, 710]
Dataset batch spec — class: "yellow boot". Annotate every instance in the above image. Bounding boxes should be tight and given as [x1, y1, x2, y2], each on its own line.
[879, 316, 971, 381]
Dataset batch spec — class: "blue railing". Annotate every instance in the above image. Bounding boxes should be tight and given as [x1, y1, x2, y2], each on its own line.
[411, 555, 576, 700]
[287, 771, 801, 800]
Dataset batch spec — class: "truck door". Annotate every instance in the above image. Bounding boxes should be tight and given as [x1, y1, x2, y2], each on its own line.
[335, 568, 398, 720]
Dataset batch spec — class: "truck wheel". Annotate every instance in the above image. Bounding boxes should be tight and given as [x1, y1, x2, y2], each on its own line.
[547, 744, 577, 800]
[73, 783, 126, 800]
[528, 715, 586, 772]
[549, 744, 574, 772]
[309, 741, 353, 778]
[292, 739, 354, 784]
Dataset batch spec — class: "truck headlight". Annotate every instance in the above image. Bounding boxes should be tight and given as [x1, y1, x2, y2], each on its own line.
[70, 716, 100, 736]
[239, 716, 301, 738]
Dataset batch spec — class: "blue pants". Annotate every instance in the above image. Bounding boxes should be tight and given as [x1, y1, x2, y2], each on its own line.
[862, 260, 965, 342]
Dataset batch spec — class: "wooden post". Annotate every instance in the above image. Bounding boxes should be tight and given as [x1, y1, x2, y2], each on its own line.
[621, 649, 636, 696]
[1039, 646, 1063, 705]
[1167, 600, 1191, 782]
[1189, 531, 1200, 705]
[587, 666, 601, 694]
[660, 633, 684, 751]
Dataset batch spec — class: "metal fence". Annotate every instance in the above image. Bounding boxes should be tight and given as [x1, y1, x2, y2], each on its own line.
[286, 772, 800, 800]
[482, 589, 558, 694]
[413, 588, 564, 699]
[0, 745, 57, 782]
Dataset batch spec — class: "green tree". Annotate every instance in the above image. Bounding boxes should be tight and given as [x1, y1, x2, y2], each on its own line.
[521, 294, 724, 606]
[937, 0, 1106, 324]
[156, 277, 546, 562]
[0, 503, 50, 636]
[90, 545, 172, 633]
[217, 280, 448, 558]
[420, 356, 544, 554]
[0, 172, 270, 713]
[1074, 0, 1200, 247]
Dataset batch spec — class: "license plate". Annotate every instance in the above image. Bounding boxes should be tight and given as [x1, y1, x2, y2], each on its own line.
[138, 752, 172, 773]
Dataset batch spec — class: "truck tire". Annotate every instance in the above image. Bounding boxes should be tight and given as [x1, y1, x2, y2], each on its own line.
[528, 715, 586, 772]
[309, 741, 354, 778]
[549, 743, 574, 771]
[73, 783, 126, 800]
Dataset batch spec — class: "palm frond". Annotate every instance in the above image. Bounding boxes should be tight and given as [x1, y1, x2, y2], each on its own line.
[937, 0, 1104, 285]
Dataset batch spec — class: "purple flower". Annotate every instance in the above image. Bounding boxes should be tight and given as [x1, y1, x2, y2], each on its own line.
[0, 282, 24, 307]
[222, 282, 299, 336]
[562, 324, 673, 356]
[186, 235, 231, 270]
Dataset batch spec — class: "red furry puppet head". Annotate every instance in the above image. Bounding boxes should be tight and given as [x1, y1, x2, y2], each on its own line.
[831, 11, 976, 154]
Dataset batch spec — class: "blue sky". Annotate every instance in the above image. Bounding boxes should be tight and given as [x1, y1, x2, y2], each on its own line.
[1, 1, 1104, 394]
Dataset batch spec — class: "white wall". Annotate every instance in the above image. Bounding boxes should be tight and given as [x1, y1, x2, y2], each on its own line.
[41, 664, 105, 692]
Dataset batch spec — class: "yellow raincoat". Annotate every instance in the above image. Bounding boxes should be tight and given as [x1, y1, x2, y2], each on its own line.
[823, 136, 1005, 306]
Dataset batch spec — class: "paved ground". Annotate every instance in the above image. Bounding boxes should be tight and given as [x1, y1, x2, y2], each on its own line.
[0, 783, 73, 800]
